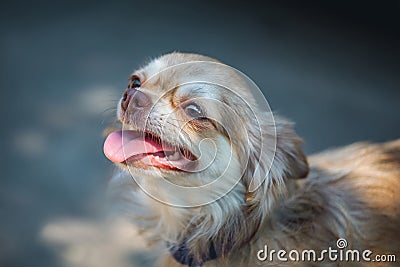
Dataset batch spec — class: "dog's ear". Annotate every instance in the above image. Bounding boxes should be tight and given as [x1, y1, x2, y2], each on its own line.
[243, 114, 309, 210]
[268, 115, 309, 180]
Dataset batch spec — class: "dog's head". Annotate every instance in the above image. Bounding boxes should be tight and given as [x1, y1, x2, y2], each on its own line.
[104, 52, 308, 207]
[103, 52, 308, 263]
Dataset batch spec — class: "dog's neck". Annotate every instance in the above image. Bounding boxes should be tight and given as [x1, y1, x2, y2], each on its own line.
[133, 197, 241, 265]
[134, 175, 293, 266]
[158, 196, 264, 266]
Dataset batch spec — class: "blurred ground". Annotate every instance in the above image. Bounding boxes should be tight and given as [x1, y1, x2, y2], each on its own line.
[0, 1, 399, 266]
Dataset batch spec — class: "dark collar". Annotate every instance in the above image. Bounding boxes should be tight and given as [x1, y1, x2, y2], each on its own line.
[167, 241, 219, 267]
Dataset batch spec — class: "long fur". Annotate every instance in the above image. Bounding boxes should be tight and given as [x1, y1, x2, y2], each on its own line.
[107, 53, 400, 266]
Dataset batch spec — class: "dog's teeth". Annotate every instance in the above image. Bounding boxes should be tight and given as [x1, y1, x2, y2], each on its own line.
[155, 156, 159, 160]
[167, 151, 181, 161]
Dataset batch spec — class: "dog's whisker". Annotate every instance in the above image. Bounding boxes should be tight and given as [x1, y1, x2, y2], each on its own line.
[100, 107, 118, 114]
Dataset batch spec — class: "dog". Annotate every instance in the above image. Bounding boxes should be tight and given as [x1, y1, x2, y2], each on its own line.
[103, 52, 400, 266]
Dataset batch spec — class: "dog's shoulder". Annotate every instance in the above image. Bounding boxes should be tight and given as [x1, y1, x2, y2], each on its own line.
[267, 140, 400, 253]
[304, 139, 400, 213]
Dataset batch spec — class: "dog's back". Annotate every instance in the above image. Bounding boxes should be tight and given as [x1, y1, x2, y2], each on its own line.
[262, 139, 400, 266]
[308, 139, 400, 218]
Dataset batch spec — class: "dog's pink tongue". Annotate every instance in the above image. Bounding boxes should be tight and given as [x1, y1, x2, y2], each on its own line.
[103, 130, 163, 163]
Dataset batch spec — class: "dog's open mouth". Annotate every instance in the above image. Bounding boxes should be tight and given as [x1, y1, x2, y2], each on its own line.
[103, 130, 196, 170]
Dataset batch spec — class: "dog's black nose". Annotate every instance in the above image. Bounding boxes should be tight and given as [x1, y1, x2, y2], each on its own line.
[121, 88, 151, 111]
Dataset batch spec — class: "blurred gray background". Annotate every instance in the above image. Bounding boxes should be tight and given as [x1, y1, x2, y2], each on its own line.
[1, 1, 399, 266]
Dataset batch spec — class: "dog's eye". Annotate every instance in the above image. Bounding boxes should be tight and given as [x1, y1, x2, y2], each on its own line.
[184, 104, 205, 119]
[129, 77, 141, 88]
